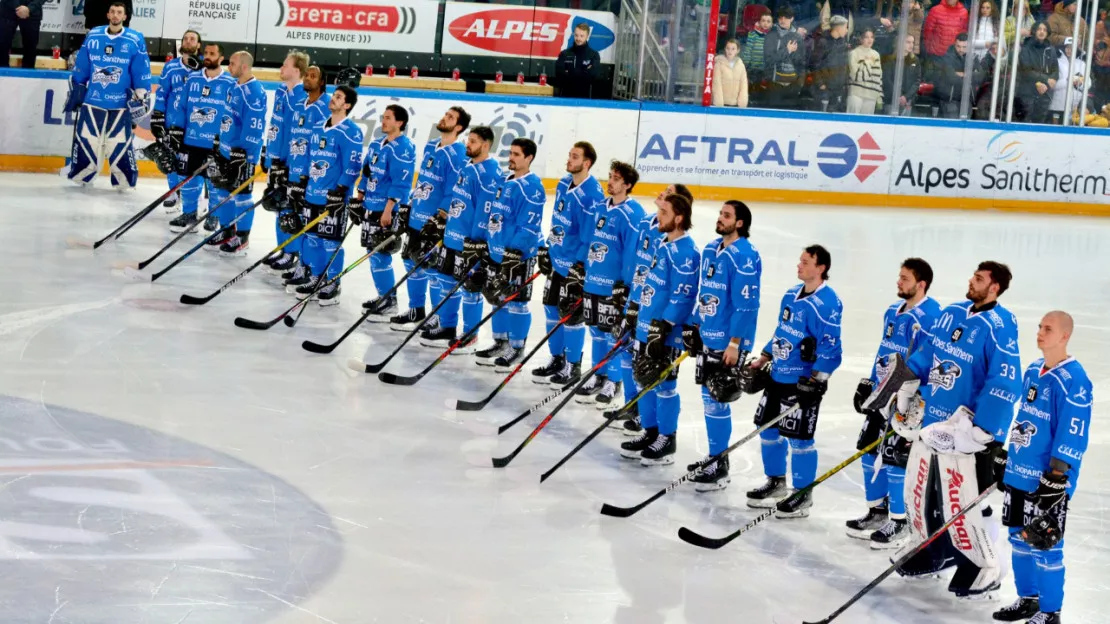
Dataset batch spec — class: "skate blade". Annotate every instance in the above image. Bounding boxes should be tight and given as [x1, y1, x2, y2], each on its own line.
[694, 478, 730, 493]
[846, 528, 879, 540]
[639, 456, 675, 467]
[870, 539, 910, 550]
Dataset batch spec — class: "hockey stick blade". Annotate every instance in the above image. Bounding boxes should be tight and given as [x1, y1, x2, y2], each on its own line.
[179, 292, 217, 306]
[376, 371, 415, 385]
[234, 315, 283, 330]
[281, 224, 361, 329]
[92, 162, 209, 249]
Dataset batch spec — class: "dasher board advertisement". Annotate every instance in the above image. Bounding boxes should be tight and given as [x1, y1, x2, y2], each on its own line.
[257, 0, 439, 53]
[442, 3, 617, 63]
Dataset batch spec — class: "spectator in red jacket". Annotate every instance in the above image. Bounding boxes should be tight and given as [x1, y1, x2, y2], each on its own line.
[923, 0, 969, 61]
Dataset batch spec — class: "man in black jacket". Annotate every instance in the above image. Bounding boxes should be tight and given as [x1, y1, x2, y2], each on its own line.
[0, 0, 44, 68]
[84, 0, 132, 30]
[763, 6, 807, 109]
[811, 15, 850, 111]
[883, 33, 922, 115]
[556, 22, 601, 99]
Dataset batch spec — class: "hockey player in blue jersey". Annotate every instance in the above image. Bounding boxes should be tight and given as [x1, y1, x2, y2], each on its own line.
[865, 261, 1021, 599]
[146, 29, 199, 212]
[531, 142, 605, 388]
[358, 105, 417, 321]
[276, 67, 330, 288]
[992, 311, 1092, 624]
[575, 161, 646, 402]
[846, 258, 941, 549]
[419, 126, 503, 351]
[204, 51, 267, 255]
[388, 106, 471, 332]
[616, 193, 699, 466]
[260, 51, 309, 268]
[744, 245, 843, 518]
[167, 42, 235, 233]
[280, 85, 365, 306]
[473, 138, 546, 370]
[64, 1, 151, 189]
[678, 200, 761, 490]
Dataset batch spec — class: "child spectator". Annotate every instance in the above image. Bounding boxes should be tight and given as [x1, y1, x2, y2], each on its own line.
[712, 39, 750, 107]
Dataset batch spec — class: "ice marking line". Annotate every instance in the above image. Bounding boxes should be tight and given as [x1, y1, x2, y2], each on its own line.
[0, 460, 215, 474]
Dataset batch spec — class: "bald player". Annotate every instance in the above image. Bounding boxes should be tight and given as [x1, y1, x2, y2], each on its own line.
[992, 311, 1093, 624]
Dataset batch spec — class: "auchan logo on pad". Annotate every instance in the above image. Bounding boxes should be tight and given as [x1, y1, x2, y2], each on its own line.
[447, 8, 615, 58]
[275, 1, 419, 34]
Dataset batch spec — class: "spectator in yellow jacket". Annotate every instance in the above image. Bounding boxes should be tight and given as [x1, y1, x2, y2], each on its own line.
[712, 39, 750, 107]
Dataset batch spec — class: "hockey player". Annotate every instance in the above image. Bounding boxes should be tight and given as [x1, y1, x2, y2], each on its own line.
[617, 193, 699, 466]
[261, 50, 309, 268]
[744, 245, 843, 518]
[682, 200, 762, 490]
[419, 126, 502, 351]
[358, 104, 417, 321]
[205, 50, 267, 255]
[574, 161, 645, 403]
[65, 1, 151, 189]
[389, 106, 471, 331]
[846, 258, 940, 548]
[287, 85, 364, 306]
[277, 66, 330, 288]
[168, 42, 235, 233]
[531, 142, 605, 387]
[993, 311, 1092, 624]
[148, 29, 199, 212]
[864, 261, 1021, 599]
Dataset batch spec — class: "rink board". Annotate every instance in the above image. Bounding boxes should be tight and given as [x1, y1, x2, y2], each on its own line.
[1, 68, 1108, 216]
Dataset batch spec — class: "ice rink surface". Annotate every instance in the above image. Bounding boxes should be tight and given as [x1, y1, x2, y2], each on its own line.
[0, 172, 1107, 624]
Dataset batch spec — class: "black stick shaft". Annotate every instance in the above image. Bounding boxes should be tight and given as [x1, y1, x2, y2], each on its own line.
[284, 222, 358, 327]
[152, 194, 265, 282]
[94, 162, 209, 248]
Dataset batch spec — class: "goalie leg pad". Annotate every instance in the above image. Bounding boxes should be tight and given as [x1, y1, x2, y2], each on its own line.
[102, 108, 137, 188]
[935, 452, 1000, 570]
[69, 104, 110, 185]
[896, 445, 961, 578]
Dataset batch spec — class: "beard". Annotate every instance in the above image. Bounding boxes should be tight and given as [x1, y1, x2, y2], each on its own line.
[466, 146, 480, 159]
[566, 163, 584, 175]
[203, 58, 219, 70]
[180, 45, 199, 57]
[715, 221, 736, 236]
[897, 285, 916, 300]
[966, 286, 987, 303]
[658, 219, 676, 234]
[436, 121, 453, 133]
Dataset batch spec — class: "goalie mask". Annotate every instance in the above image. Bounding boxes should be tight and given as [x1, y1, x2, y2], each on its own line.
[334, 67, 362, 89]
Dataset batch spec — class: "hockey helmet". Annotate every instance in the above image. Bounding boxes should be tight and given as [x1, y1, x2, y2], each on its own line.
[738, 358, 771, 395]
[706, 367, 744, 403]
[334, 67, 362, 89]
[633, 354, 671, 387]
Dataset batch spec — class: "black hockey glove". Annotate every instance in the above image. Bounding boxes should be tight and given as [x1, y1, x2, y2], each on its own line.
[224, 147, 251, 189]
[150, 109, 166, 141]
[498, 248, 526, 297]
[268, 159, 288, 188]
[853, 378, 875, 414]
[1023, 513, 1063, 551]
[611, 301, 640, 340]
[797, 374, 829, 408]
[416, 212, 446, 260]
[394, 203, 411, 234]
[346, 195, 364, 226]
[167, 126, 184, 154]
[610, 281, 630, 311]
[278, 208, 305, 235]
[288, 178, 307, 213]
[325, 185, 350, 213]
[682, 324, 703, 357]
[537, 245, 552, 277]
[1033, 470, 1068, 513]
[483, 271, 507, 305]
[567, 261, 586, 288]
[990, 446, 1008, 487]
[645, 319, 673, 360]
[462, 238, 489, 270]
[258, 146, 269, 174]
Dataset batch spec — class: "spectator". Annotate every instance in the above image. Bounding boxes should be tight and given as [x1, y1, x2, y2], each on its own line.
[1048, 37, 1087, 122]
[764, 6, 808, 108]
[811, 14, 851, 111]
[1091, 39, 1110, 108]
[971, 0, 1000, 61]
[848, 27, 884, 113]
[85, 0, 132, 29]
[1017, 21, 1058, 122]
[555, 22, 601, 99]
[922, 0, 969, 62]
[742, 8, 772, 85]
[932, 31, 972, 116]
[883, 33, 922, 114]
[712, 39, 750, 107]
[907, 0, 927, 55]
[1004, 0, 1035, 50]
[0, 0, 44, 69]
[1047, 0, 1086, 48]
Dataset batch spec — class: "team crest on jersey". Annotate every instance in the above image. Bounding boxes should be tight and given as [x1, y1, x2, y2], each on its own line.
[631, 266, 648, 286]
[588, 242, 609, 263]
[929, 356, 962, 390]
[488, 213, 504, 234]
[549, 225, 566, 247]
[782, 307, 792, 322]
[951, 327, 963, 342]
[220, 116, 232, 133]
[640, 285, 656, 308]
[1026, 385, 1038, 403]
[309, 160, 330, 180]
[91, 67, 121, 86]
[266, 125, 278, 142]
[411, 181, 433, 202]
[885, 322, 895, 338]
[448, 199, 465, 218]
[771, 337, 793, 361]
[596, 216, 606, 230]
[201, 86, 211, 97]
[706, 264, 716, 279]
[699, 294, 720, 317]
[1010, 421, 1038, 449]
[190, 108, 216, 124]
[874, 355, 892, 382]
[289, 139, 307, 157]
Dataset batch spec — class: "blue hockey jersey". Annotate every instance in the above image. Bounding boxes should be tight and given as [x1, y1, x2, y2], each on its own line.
[1003, 357, 1093, 496]
[488, 171, 546, 261]
[443, 158, 503, 252]
[72, 26, 151, 110]
[546, 175, 604, 276]
[764, 283, 844, 384]
[633, 234, 700, 348]
[584, 198, 646, 297]
[217, 77, 267, 164]
[182, 69, 236, 150]
[694, 237, 762, 353]
[267, 83, 306, 163]
[153, 57, 193, 130]
[629, 214, 664, 309]
[868, 297, 942, 385]
[409, 138, 468, 229]
[358, 134, 416, 214]
[305, 117, 365, 206]
[906, 301, 1022, 441]
[287, 93, 331, 182]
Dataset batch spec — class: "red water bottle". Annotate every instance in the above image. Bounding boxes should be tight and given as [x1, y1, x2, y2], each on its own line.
[516, 72, 525, 85]
[53, 46, 61, 60]
[165, 53, 173, 62]
[538, 72, 547, 86]
[388, 65, 396, 78]
[410, 66, 419, 79]
[365, 64, 373, 76]
[451, 68, 460, 81]
[494, 70, 503, 83]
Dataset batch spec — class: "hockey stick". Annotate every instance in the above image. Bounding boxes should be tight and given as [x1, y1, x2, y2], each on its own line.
[491, 335, 632, 469]
[452, 300, 582, 411]
[598, 402, 802, 518]
[179, 209, 331, 305]
[497, 383, 577, 435]
[677, 428, 896, 549]
[375, 270, 545, 384]
[120, 173, 266, 270]
[282, 222, 358, 328]
[147, 193, 270, 283]
[81, 162, 209, 249]
[802, 482, 1000, 624]
[349, 261, 482, 374]
[299, 243, 442, 354]
[539, 351, 689, 483]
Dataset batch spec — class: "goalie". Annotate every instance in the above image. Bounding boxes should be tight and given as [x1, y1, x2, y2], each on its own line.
[864, 261, 1022, 601]
[63, 1, 151, 189]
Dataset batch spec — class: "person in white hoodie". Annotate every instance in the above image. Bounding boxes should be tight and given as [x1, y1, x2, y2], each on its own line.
[1049, 37, 1087, 123]
[712, 39, 750, 107]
